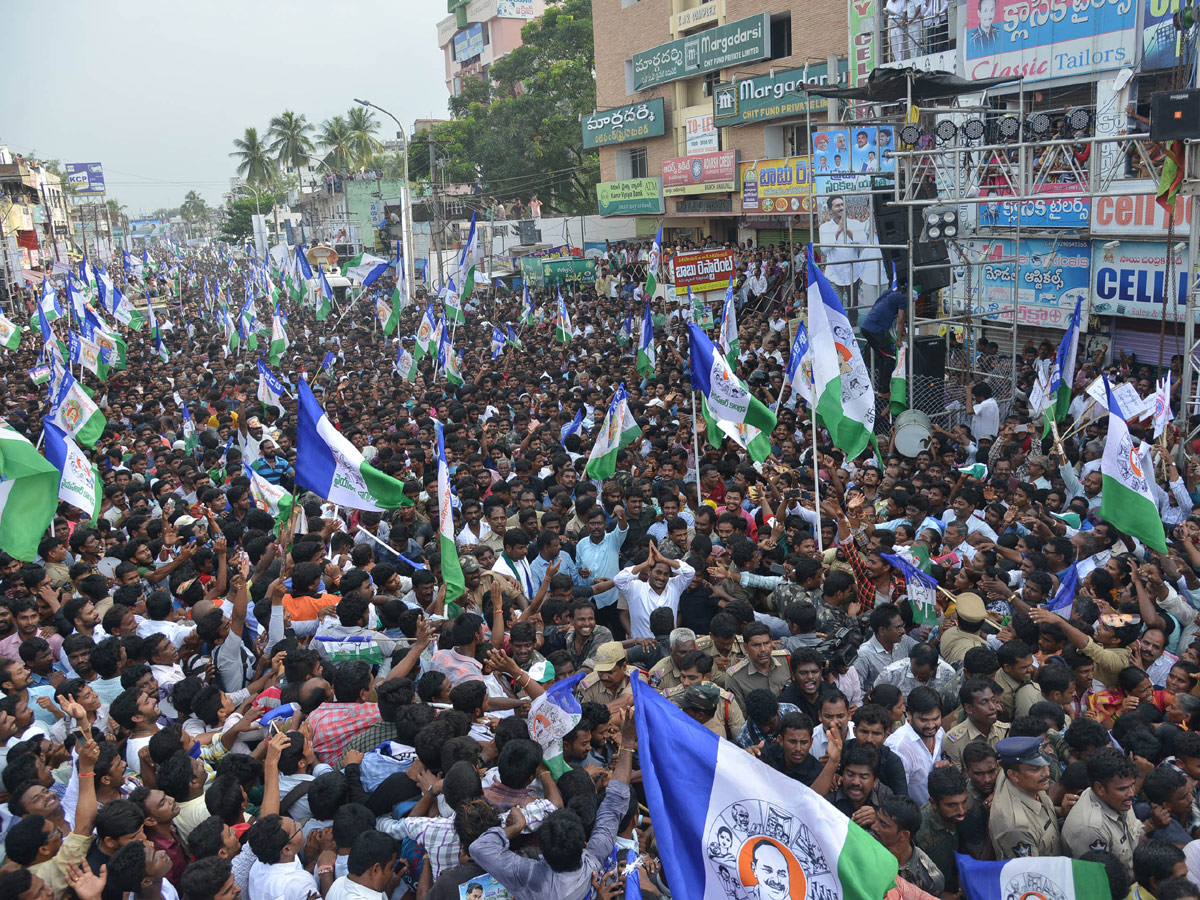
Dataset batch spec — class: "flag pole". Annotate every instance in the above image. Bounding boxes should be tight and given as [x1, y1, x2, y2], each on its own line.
[691, 391, 703, 511]
[810, 407, 824, 553]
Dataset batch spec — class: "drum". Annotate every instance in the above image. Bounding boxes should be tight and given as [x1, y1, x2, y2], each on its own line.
[894, 409, 932, 458]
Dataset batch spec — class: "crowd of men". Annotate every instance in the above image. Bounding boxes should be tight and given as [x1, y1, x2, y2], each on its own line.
[0, 236, 1199, 900]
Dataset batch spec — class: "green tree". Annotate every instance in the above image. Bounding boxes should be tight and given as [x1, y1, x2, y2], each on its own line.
[219, 193, 283, 243]
[346, 106, 382, 168]
[318, 115, 354, 172]
[230, 127, 275, 187]
[181, 191, 209, 238]
[268, 110, 316, 173]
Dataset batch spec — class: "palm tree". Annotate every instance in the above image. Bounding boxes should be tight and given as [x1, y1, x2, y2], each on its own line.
[230, 127, 275, 187]
[346, 106, 382, 169]
[181, 191, 209, 239]
[268, 110, 315, 176]
[318, 116, 354, 172]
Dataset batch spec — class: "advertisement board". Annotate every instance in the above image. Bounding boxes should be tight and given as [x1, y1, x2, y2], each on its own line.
[812, 127, 895, 175]
[1092, 183, 1192, 236]
[582, 99, 666, 149]
[542, 258, 597, 286]
[662, 151, 738, 197]
[496, 0, 536, 17]
[740, 157, 813, 214]
[958, 239, 1091, 329]
[454, 23, 485, 61]
[850, 0, 878, 87]
[65, 162, 105, 195]
[961, 0, 1137, 82]
[1091, 239, 1192, 322]
[1144, 0, 1184, 69]
[712, 60, 845, 127]
[980, 183, 1090, 229]
[671, 248, 736, 295]
[676, 0, 723, 32]
[596, 178, 665, 216]
[686, 114, 718, 154]
[632, 14, 770, 91]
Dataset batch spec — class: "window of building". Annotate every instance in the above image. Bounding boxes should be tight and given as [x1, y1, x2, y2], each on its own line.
[769, 12, 792, 60]
[621, 0, 641, 7]
[615, 146, 649, 180]
[703, 70, 720, 98]
[481, 22, 489, 46]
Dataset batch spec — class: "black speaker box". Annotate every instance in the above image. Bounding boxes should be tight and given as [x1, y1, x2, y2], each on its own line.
[872, 193, 951, 291]
[1151, 90, 1200, 142]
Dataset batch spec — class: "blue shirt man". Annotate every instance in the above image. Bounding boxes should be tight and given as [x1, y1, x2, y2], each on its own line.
[575, 507, 629, 609]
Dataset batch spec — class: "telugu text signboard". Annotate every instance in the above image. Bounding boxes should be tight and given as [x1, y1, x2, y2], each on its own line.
[65, 163, 105, 195]
[712, 60, 845, 127]
[596, 178, 665, 216]
[662, 150, 738, 197]
[740, 157, 813, 214]
[671, 248, 736, 295]
[961, 0, 1137, 82]
[980, 183, 1090, 229]
[1091, 239, 1192, 322]
[632, 14, 770, 91]
[957, 238, 1091, 329]
[582, 99, 667, 149]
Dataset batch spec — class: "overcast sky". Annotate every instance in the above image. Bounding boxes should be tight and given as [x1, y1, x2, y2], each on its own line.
[2, 1, 450, 215]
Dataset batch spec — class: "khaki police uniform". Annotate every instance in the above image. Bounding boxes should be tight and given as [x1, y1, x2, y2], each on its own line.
[647, 656, 685, 694]
[989, 775, 1063, 859]
[577, 670, 635, 706]
[666, 683, 746, 741]
[940, 627, 988, 667]
[1062, 787, 1139, 870]
[696, 634, 746, 689]
[725, 650, 791, 712]
[942, 719, 1010, 771]
[994, 669, 1042, 723]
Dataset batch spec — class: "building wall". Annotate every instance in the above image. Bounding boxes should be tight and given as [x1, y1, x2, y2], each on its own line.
[346, 178, 408, 250]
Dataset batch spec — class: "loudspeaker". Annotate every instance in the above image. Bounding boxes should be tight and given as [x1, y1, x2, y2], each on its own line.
[913, 336, 946, 375]
[871, 193, 951, 291]
[518, 219, 539, 245]
[1151, 90, 1200, 141]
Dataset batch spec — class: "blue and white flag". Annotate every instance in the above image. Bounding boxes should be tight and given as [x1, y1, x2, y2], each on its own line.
[43, 421, 101, 519]
[256, 358, 285, 408]
[294, 379, 409, 510]
[1047, 293, 1083, 424]
[1047, 563, 1078, 614]
[688, 324, 776, 436]
[881, 552, 938, 624]
[631, 674, 898, 900]
[491, 326, 505, 360]
[956, 853, 1107, 900]
[295, 245, 313, 280]
[783, 322, 814, 407]
[560, 409, 583, 445]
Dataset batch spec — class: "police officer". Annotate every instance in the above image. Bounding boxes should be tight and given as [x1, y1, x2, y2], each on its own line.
[726, 622, 790, 712]
[940, 592, 989, 667]
[943, 677, 1010, 771]
[1061, 747, 1141, 870]
[667, 676, 745, 741]
[696, 613, 745, 689]
[647, 627, 698, 694]
[989, 736, 1063, 859]
[577, 641, 636, 707]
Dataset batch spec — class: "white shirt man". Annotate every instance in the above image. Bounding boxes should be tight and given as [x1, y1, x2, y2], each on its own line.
[818, 198, 862, 288]
[249, 857, 321, 900]
[885, 720, 945, 805]
[614, 559, 697, 638]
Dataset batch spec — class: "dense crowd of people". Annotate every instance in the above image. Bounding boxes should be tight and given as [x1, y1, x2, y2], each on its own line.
[0, 236, 1199, 900]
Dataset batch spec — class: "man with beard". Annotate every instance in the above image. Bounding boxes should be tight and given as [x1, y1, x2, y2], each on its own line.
[827, 743, 893, 828]
[943, 678, 1010, 771]
[990, 736, 1063, 858]
[915, 766, 971, 896]
[872, 796, 944, 895]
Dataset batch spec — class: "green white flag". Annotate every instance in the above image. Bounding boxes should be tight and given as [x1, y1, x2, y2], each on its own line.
[645, 222, 662, 296]
[889, 342, 908, 417]
[0, 314, 20, 351]
[701, 397, 772, 463]
[43, 422, 101, 520]
[0, 424, 60, 560]
[1099, 375, 1168, 553]
[244, 461, 294, 533]
[269, 310, 289, 366]
[113, 293, 145, 332]
[585, 384, 642, 481]
[376, 297, 400, 335]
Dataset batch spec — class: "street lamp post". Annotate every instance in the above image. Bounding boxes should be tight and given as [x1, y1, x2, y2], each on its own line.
[353, 98, 416, 299]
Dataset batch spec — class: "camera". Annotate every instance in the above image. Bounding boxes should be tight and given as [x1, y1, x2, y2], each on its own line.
[815, 625, 862, 671]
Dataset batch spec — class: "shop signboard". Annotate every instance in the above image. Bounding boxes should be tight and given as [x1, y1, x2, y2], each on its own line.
[1090, 239, 1192, 322]
[632, 14, 770, 91]
[740, 157, 813, 214]
[662, 150, 738, 197]
[712, 60, 845, 127]
[1091, 182, 1193, 236]
[596, 178, 665, 216]
[980, 183, 1090, 229]
[957, 238, 1091, 329]
[671, 248, 736, 295]
[582, 99, 666, 149]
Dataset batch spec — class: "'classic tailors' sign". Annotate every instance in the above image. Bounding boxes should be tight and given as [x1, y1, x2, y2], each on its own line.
[712, 60, 847, 127]
[582, 99, 666, 149]
[662, 150, 739, 197]
[632, 14, 770, 91]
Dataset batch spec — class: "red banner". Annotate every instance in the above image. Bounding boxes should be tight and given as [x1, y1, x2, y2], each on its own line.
[661, 151, 738, 197]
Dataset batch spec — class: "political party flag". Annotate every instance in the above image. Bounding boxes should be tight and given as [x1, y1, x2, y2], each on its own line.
[321, 351, 337, 374]
[700, 397, 772, 464]
[40, 279, 62, 323]
[456, 212, 478, 306]
[881, 552, 939, 625]
[395, 344, 418, 381]
[956, 854, 1107, 900]
[243, 461, 294, 533]
[48, 371, 106, 448]
[257, 359, 285, 409]
[889, 342, 908, 417]
[645, 222, 662, 296]
[0, 313, 20, 351]
[636, 297, 656, 376]
[618, 311, 632, 346]
[414, 305, 438, 362]
[442, 333, 464, 388]
[65, 279, 87, 323]
[313, 635, 384, 667]
[1047, 563, 1078, 614]
[958, 463, 988, 479]
[719, 276, 739, 366]
[81, 308, 126, 370]
[506, 324, 523, 350]
[806, 245, 875, 459]
[376, 296, 400, 336]
[111, 288, 145, 332]
[554, 290, 572, 343]
[560, 409, 583, 445]
[28, 366, 50, 386]
[92, 266, 112, 310]
[443, 272, 463, 324]
[491, 326, 505, 360]
[631, 673, 898, 900]
[142, 248, 156, 272]
[0, 424, 61, 561]
[688, 323, 777, 438]
[521, 284, 535, 326]
[316, 268, 333, 321]
[1158, 139, 1186, 214]
[123, 250, 144, 281]
[295, 245, 313, 280]
[180, 403, 198, 454]
[269, 307, 289, 366]
[1154, 369, 1174, 439]
[527, 671, 587, 778]
[1046, 293, 1083, 433]
[153, 334, 169, 364]
[783, 322, 814, 408]
[68, 331, 111, 381]
[434, 420, 465, 604]
[1100, 375, 1168, 553]
[295, 378, 411, 510]
[344, 252, 388, 284]
[43, 421, 101, 520]
[584, 384, 642, 481]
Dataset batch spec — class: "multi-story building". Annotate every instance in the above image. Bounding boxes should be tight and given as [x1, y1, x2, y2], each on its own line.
[589, 0, 847, 249]
[437, 0, 548, 97]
